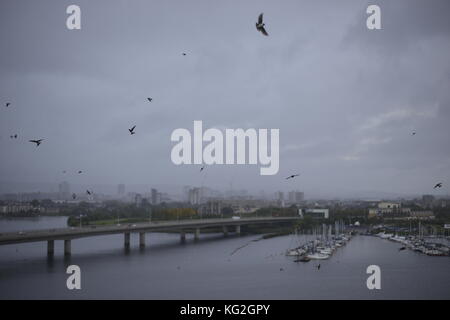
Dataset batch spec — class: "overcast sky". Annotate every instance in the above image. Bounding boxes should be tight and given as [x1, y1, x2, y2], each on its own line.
[1, 0, 449, 198]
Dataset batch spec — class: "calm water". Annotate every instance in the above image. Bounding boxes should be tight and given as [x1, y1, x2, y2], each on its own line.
[0, 217, 449, 299]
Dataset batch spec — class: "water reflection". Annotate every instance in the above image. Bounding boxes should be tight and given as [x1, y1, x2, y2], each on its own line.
[0, 217, 449, 299]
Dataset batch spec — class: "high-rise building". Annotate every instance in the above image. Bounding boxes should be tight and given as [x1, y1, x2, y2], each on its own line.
[276, 191, 284, 201]
[288, 191, 304, 204]
[58, 181, 70, 200]
[288, 191, 295, 203]
[117, 184, 125, 196]
[151, 188, 159, 205]
[276, 191, 285, 207]
[189, 188, 201, 205]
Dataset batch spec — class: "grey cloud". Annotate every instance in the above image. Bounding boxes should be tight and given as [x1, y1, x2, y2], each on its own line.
[1, 0, 449, 197]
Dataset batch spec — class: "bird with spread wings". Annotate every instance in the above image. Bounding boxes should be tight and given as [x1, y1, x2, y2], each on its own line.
[256, 13, 269, 36]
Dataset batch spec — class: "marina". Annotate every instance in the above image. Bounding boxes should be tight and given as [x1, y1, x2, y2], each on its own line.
[286, 221, 450, 261]
[375, 232, 450, 257]
[286, 221, 353, 261]
[371, 221, 450, 256]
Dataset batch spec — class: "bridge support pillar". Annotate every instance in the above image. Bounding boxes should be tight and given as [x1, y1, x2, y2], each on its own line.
[139, 232, 145, 248]
[235, 225, 241, 235]
[47, 240, 54, 257]
[124, 233, 130, 249]
[64, 239, 71, 256]
[194, 228, 200, 241]
[223, 225, 228, 237]
[180, 231, 186, 243]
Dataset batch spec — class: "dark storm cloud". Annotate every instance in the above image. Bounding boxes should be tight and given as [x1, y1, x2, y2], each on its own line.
[0, 0, 449, 198]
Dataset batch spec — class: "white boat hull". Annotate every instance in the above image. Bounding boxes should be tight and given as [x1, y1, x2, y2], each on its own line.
[306, 253, 330, 260]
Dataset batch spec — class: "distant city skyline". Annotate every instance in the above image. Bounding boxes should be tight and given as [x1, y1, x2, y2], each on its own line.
[0, 180, 449, 202]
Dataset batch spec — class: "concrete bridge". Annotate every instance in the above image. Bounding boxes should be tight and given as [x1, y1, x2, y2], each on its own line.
[0, 217, 300, 256]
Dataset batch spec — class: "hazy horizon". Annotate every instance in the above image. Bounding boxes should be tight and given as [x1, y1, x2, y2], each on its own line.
[1, 179, 448, 201]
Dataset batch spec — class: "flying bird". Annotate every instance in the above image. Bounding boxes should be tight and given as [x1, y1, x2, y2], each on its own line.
[182, 53, 186, 56]
[5, 102, 10, 107]
[286, 173, 300, 180]
[86, 190, 92, 195]
[147, 98, 152, 102]
[29, 139, 43, 146]
[200, 165, 205, 172]
[10, 134, 17, 139]
[256, 13, 269, 36]
[72, 193, 77, 200]
[434, 182, 442, 189]
[412, 131, 416, 136]
[129, 125, 136, 135]
[399, 247, 406, 251]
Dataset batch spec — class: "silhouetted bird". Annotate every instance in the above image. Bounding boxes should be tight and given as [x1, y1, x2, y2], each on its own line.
[147, 98, 152, 102]
[317, 264, 321, 270]
[78, 170, 83, 174]
[412, 131, 416, 136]
[279, 268, 283, 271]
[10, 134, 17, 139]
[29, 139, 43, 146]
[256, 13, 269, 36]
[72, 193, 77, 200]
[399, 247, 406, 251]
[86, 190, 92, 195]
[129, 125, 136, 135]
[200, 165, 205, 172]
[5, 102, 10, 107]
[286, 174, 300, 180]
[182, 53, 186, 56]
[434, 182, 442, 189]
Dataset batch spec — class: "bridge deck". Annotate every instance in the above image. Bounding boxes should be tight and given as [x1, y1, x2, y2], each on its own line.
[0, 217, 300, 245]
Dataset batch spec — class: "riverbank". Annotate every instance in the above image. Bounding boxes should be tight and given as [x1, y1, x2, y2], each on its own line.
[1, 230, 449, 299]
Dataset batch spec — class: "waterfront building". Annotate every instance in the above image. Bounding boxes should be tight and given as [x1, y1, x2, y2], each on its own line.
[299, 208, 329, 219]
